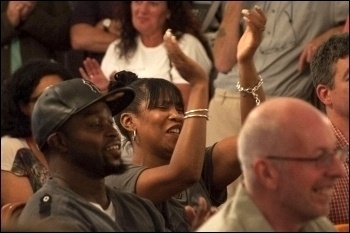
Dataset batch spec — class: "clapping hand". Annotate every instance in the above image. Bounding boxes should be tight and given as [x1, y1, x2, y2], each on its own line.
[237, 5, 267, 62]
[163, 29, 207, 87]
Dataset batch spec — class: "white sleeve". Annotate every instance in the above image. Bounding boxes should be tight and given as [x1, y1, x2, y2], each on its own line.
[101, 40, 120, 81]
[1, 136, 28, 171]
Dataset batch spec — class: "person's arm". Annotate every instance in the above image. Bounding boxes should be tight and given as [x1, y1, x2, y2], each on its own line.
[174, 84, 191, 110]
[1, 138, 36, 207]
[1, 1, 24, 45]
[210, 5, 267, 192]
[70, 1, 120, 53]
[70, 21, 119, 53]
[237, 6, 266, 121]
[298, 24, 345, 72]
[213, 1, 243, 74]
[134, 30, 209, 204]
[1, 171, 33, 207]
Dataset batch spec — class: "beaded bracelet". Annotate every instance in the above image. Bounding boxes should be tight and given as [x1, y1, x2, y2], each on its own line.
[236, 76, 263, 105]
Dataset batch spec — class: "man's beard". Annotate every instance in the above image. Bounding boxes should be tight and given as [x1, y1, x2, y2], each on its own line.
[68, 152, 128, 179]
[104, 159, 127, 176]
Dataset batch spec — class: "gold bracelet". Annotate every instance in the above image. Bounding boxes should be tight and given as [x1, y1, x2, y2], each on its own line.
[184, 109, 209, 115]
[183, 114, 209, 120]
[236, 76, 263, 105]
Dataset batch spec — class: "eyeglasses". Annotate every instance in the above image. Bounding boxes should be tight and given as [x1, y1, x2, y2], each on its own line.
[266, 148, 348, 169]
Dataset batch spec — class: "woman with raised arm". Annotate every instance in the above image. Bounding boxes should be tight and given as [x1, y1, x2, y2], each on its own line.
[104, 6, 266, 232]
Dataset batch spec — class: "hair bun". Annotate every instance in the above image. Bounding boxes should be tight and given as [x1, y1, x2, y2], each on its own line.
[109, 70, 138, 90]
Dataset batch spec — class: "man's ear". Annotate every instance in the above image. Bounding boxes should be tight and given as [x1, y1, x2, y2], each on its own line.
[254, 159, 279, 190]
[47, 132, 67, 153]
[120, 113, 135, 131]
[316, 84, 332, 106]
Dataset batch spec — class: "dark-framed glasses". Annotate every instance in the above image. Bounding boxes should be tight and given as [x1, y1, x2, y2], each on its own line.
[266, 148, 348, 168]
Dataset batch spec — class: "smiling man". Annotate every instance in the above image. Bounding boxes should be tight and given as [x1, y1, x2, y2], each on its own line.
[197, 97, 347, 232]
[311, 33, 349, 225]
[16, 78, 170, 231]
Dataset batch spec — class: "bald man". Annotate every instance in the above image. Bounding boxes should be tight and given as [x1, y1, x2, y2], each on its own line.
[197, 97, 347, 232]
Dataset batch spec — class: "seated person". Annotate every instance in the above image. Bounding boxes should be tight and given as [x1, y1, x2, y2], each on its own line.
[83, 1, 213, 106]
[197, 97, 347, 232]
[105, 6, 266, 232]
[16, 78, 169, 231]
[1, 60, 72, 207]
[311, 33, 349, 224]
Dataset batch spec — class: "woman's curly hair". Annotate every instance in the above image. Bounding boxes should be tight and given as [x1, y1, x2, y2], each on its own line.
[1, 59, 73, 138]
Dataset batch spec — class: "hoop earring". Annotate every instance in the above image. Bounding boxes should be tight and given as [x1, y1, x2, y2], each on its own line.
[132, 130, 137, 141]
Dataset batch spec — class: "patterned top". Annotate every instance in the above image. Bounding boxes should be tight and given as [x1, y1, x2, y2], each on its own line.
[1, 136, 49, 192]
[328, 123, 349, 224]
[12, 147, 50, 192]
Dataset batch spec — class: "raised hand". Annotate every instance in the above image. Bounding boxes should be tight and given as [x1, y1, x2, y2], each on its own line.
[79, 57, 110, 92]
[237, 5, 267, 62]
[163, 29, 207, 87]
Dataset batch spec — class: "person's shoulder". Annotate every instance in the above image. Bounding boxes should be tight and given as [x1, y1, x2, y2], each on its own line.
[1, 136, 29, 169]
[180, 33, 201, 43]
[105, 39, 120, 53]
[302, 216, 338, 232]
[196, 196, 242, 231]
[1, 135, 26, 143]
[105, 164, 147, 191]
[18, 188, 89, 232]
[178, 33, 208, 51]
[107, 163, 145, 178]
[24, 180, 63, 204]
[22, 180, 88, 217]
[1, 136, 28, 150]
[108, 187, 156, 208]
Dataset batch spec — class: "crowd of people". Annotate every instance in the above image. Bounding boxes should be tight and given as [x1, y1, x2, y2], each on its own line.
[1, 1, 349, 232]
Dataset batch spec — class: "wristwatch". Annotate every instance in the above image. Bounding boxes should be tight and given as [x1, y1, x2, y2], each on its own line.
[102, 18, 112, 32]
